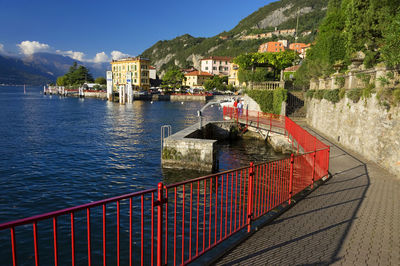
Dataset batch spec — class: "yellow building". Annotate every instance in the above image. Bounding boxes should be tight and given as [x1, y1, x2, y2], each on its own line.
[228, 64, 240, 87]
[110, 57, 150, 90]
[183, 70, 213, 88]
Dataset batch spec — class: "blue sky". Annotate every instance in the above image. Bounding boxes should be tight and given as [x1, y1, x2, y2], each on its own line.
[0, 0, 274, 62]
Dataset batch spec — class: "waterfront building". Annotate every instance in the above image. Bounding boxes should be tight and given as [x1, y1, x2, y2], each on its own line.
[110, 57, 150, 91]
[200, 56, 233, 76]
[289, 43, 311, 58]
[149, 66, 157, 80]
[183, 70, 213, 88]
[228, 64, 240, 87]
[181, 67, 198, 74]
[258, 40, 288, 53]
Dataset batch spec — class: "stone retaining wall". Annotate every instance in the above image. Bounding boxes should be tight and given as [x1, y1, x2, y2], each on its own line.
[306, 96, 400, 177]
[84, 91, 107, 99]
[162, 121, 236, 172]
[170, 95, 212, 102]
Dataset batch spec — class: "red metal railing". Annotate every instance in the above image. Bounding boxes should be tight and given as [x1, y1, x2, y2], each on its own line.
[0, 108, 329, 266]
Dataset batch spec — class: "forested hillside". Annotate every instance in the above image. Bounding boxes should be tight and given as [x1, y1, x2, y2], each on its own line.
[141, 0, 329, 76]
[296, 0, 400, 88]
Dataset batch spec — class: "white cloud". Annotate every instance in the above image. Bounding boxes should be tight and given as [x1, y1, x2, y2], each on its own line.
[13, 40, 115, 63]
[57, 50, 86, 61]
[111, 50, 130, 60]
[0, 43, 4, 54]
[17, 40, 51, 55]
[92, 52, 109, 63]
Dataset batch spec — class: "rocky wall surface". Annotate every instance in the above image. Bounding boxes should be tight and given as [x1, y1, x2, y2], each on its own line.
[162, 138, 216, 172]
[84, 91, 107, 99]
[162, 122, 218, 172]
[306, 95, 400, 177]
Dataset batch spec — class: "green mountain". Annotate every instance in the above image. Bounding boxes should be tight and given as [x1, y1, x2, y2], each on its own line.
[0, 55, 54, 85]
[0, 53, 109, 86]
[141, 0, 329, 76]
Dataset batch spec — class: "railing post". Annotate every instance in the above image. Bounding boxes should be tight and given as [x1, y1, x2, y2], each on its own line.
[11, 227, 17, 266]
[246, 108, 248, 126]
[269, 113, 272, 131]
[235, 107, 238, 123]
[289, 154, 294, 204]
[311, 151, 316, 189]
[247, 162, 254, 233]
[257, 112, 259, 129]
[156, 182, 164, 266]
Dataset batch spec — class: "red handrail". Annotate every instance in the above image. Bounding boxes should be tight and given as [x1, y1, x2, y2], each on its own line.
[0, 108, 329, 265]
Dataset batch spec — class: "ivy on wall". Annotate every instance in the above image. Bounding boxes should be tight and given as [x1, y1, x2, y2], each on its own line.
[246, 88, 288, 114]
[306, 88, 400, 108]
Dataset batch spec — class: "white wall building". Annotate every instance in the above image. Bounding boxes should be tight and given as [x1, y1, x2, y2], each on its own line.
[149, 66, 157, 80]
[200, 56, 233, 76]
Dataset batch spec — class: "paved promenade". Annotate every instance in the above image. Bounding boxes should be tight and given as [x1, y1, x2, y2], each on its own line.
[216, 123, 400, 265]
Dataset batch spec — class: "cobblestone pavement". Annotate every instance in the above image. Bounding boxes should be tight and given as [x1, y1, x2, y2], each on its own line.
[216, 125, 400, 265]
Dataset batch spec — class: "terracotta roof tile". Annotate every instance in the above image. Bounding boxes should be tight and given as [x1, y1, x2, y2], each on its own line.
[185, 71, 214, 77]
[200, 56, 233, 61]
[284, 65, 301, 72]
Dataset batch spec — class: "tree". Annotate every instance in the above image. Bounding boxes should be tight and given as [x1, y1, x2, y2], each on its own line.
[234, 51, 299, 83]
[238, 68, 274, 84]
[343, 0, 400, 67]
[295, 0, 400, 89]
[56, 76, 67, 86]
[381, 12, 400, 67]
[162, 67, 185, 88]
[95, 77, 107, 85]
[294, 0, 347, 88]
[56, 62, 94, 86]
[203, 76, 228, 91]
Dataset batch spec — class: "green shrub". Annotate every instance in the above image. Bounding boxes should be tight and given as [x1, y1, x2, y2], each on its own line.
[339, 88, 346, 99]
[246, 88, 287, 114]
[347, 88, 362, 103]
[323, 89, 340, 103]
[335, 77, 345, 88]
[386, 71, 395, 80]
[273, 88, 288, 114]
[246, 89, 274, 113]
[362, 84, 375, 100]
[356, 73, 371, 86]
[393, 88, 400, 106]
[376, 87, 392, 104]
[314, 90, 324, 100]
[378, 76, 390, 87]
[306, 90, 315, 98]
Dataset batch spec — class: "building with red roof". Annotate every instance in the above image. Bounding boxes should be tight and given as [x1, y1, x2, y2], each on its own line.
[183, 70, 213, 88]
[289, 43, 311, 58]
[258, 41, 287, 53]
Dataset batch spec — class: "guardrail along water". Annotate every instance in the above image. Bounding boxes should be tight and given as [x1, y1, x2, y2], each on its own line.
[0, 106, 329, 266]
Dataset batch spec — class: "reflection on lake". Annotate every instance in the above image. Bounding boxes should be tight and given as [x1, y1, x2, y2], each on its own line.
[0, 86, 288, 265]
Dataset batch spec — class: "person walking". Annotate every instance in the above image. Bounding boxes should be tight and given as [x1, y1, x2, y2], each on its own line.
[238, 99, 243, 117]
[234, 98, 239, 119]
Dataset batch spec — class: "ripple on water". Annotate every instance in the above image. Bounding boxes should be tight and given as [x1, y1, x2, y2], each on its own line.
[0, 86, 290, 264]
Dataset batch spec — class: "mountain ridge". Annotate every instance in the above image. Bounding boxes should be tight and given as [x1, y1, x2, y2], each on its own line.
[141, 0, 329, 76]
[1, 0, 328, 85]
[0, 53, 110, 86]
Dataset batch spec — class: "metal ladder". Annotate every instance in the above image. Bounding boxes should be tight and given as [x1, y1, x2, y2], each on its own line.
[161, 125, 172, 154]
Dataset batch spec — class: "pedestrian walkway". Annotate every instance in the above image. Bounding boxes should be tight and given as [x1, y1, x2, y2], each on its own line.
[216, 124, 400, 265]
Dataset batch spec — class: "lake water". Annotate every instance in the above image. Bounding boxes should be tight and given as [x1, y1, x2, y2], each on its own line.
[0, 86, 287, 264]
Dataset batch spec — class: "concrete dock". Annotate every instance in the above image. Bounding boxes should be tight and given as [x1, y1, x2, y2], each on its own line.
[216, 122, 400, 265]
